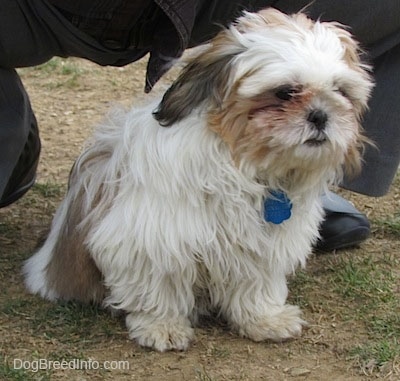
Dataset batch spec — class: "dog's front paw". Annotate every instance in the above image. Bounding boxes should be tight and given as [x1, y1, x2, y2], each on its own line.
[237, 304, 306, 342]
[126, 314, 195, 352]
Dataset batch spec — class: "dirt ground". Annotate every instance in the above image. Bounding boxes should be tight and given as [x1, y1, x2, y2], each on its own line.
[0, 57, 399, 380]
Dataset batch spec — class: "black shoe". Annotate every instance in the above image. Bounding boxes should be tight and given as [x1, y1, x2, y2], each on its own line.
[315, 192, 370, 252]
[0, 122, 40, 208]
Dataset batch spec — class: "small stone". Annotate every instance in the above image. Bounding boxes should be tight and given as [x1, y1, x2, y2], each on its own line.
[289, 367, 311, 377]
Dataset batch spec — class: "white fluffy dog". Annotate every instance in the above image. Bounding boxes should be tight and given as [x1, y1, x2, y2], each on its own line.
[24, 8, 373, 351]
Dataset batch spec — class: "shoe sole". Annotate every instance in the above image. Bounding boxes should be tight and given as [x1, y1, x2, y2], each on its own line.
[316, 226, 370, 253]
[0, 176, 36, 208]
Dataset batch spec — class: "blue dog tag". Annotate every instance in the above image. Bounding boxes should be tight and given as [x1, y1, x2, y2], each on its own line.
[264, 190, 292, 224]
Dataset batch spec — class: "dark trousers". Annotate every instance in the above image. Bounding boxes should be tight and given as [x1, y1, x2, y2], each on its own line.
[1, 0, 400, 198]
[0, 0, 147, 198]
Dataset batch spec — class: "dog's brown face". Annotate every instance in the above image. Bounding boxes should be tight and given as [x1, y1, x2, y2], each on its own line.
[154, 8, 373, 181]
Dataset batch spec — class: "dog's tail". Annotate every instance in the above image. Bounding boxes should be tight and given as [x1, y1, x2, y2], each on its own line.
[23, 182, 106, 304]
[23, 197, 69, 301]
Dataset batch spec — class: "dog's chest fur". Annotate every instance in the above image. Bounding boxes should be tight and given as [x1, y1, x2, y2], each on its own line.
[76, 105, 322, 307]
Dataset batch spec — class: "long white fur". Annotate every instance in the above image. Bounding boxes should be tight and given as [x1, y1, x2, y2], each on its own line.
[23, 8, 372, 351]
[26, 103, 320, 348]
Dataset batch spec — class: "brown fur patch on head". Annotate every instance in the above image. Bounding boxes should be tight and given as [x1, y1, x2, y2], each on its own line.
[236, 8, 314, 33]
[153, 31, 244, 127]
[251, 8, 369, 75]
[207, 86, 315, 164]
[156, 6, 373, 185]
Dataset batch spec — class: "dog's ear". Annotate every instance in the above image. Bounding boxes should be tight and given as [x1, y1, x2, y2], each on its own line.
[153, 32, 246, 127]
[153, 51, 238, 127]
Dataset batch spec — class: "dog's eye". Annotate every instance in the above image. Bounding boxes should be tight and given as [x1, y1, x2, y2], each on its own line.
[333, 85, 349, 99]
[336, 88, 347, 97]
[275, 86, 297, 101]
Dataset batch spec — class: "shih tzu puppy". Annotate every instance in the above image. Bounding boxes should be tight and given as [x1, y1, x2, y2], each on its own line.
[24, 8, 373, 351]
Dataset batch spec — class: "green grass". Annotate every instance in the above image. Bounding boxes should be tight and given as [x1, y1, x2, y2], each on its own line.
[6, 181, 64, 216]
[0, 355, 51, 381]
[373, 212, 400, 238]
[288, 252, 399, 375]
[1, 298, 32, 316]
[33, 58, 83, 76]
[1, 169, 399, 379]
[349, 339, 399, 369]
[332, 256, 395, 304]
[328, 255, 400, 371]
[288, 269, 318, 309]
[1, 298, 120, 346]
[32, 302, 114, 343]
[0, 221, 15, 239]
[30, 57, 85, 88]
[31, 182, 64, 199]
[207, 345, 231, 359]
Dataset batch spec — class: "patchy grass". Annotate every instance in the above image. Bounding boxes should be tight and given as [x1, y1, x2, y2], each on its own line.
[31, 302, 121, 346]
[374, 213, 400, 238]
[328, 255, 400, 373]
[0, 355, 50, 381]
[20, 57, 87, 89]
[2, 178, 400, 380]
[2, 181, 398, 379]
[1, 59, 399, 380]
[33, 57, 85, 77]
[288, 250, 400, 376]
[32, 182, 64, 199]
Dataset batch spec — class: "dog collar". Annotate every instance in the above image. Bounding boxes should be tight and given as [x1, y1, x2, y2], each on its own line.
[264, 190, 292, 224]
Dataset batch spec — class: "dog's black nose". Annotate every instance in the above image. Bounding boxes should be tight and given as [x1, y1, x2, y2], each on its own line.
[307, 110, 328, 130]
